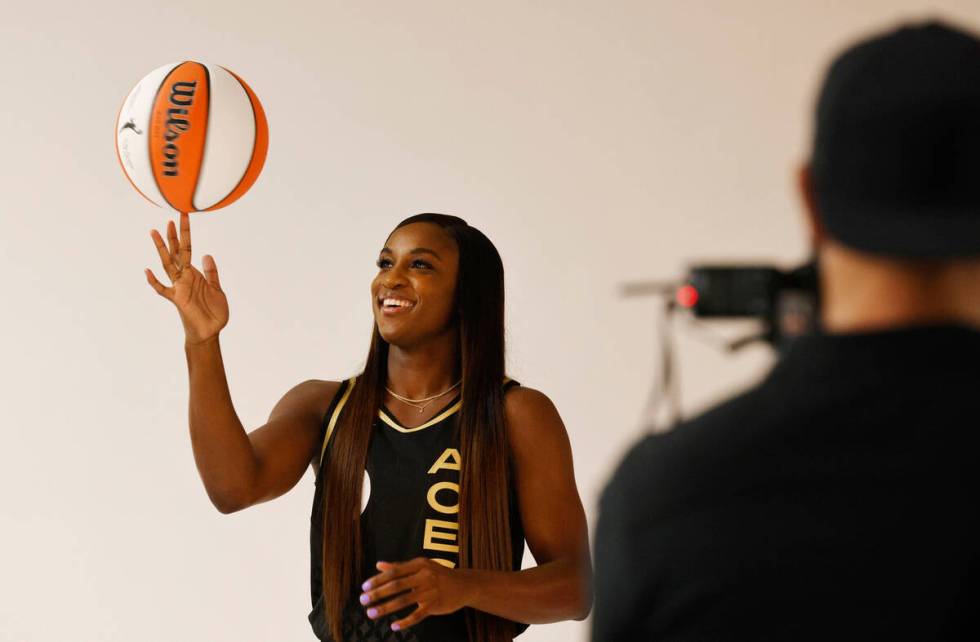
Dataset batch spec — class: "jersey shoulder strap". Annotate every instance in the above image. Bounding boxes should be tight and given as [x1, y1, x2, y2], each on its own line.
[318, 376, 357, 471]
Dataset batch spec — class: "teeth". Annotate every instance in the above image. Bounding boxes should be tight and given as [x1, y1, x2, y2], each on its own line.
[382, 297, 415, 308]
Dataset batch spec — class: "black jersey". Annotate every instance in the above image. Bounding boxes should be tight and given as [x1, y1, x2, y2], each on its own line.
[309, 377, 529, 641]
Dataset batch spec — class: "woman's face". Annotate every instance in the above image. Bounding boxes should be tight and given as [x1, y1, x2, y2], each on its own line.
[371, 222, 460, 347]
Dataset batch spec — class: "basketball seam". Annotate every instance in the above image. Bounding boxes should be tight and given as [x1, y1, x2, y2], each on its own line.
[205, 66, 260, 211]
[190, 63, 213, 212]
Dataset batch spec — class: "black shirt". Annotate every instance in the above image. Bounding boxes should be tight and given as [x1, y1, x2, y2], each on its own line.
[310, 377, 529, 641]
[592, 324, 980, 641]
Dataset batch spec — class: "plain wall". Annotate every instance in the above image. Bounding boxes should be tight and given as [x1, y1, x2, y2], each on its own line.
[3, 1, 978, 640]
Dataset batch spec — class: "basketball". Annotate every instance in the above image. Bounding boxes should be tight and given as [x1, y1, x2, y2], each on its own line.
[115, 61, 269, 213]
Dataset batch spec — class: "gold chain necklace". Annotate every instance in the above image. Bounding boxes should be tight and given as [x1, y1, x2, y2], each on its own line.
[385, 380, 461, 414]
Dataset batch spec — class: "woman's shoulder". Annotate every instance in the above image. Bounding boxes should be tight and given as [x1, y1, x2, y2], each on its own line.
[502, 380, 555, 411]
[297, 377, 356, 423]
[303, 378, 356, 473]
[300, 377, 342, 398]
[503, 383, 562, 435]
[502, 383, 570, 469]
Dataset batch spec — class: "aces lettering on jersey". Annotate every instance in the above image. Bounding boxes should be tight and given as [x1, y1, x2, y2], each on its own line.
[422, 448, 461, 567]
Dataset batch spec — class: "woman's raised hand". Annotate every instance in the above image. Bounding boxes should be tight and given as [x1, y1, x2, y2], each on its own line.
[145, 212, 229, 345]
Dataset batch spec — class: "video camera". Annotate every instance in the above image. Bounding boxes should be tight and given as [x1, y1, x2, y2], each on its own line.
[621, 258, 820, 430]
[680, 260, 820, 348]
[623, 259, 820, 351]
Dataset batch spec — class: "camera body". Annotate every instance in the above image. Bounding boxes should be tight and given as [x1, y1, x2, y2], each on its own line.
[679, 260, 820, 347]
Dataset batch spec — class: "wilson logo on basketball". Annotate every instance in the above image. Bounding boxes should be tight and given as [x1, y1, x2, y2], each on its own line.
[161, 81, 197, 177]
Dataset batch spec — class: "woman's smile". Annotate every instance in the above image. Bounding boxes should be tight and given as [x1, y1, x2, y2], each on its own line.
[378, 294, 417, 315]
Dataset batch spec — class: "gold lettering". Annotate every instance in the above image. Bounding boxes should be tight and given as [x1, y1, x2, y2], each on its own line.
[431, 558, 457, 568]
[427, 448, 461, 474]
[426, 481, 459, 514]
[423, 518, 459, 553]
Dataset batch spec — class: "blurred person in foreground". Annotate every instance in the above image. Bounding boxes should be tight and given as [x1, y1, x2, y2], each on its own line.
[592, 20, 980, 642]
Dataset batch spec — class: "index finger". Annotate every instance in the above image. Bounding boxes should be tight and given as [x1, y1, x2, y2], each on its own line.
[361, 560, 419, 591]
[178, 211, 192, 267]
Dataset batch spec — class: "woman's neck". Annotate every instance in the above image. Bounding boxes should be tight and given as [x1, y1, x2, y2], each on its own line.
[385, 332, 460, 399]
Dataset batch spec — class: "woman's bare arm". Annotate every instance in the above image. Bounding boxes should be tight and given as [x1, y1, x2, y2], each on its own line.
[242, 378, 340, 509]
[147, 213, 336, 514]
[456, 386, 594, 622]
[184, 333, 336, 513]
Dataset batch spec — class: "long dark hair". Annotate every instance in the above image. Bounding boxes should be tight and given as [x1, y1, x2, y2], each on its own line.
[320, 213, 516, 642]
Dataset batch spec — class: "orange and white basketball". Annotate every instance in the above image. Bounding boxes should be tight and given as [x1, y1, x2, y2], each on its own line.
[114, 61, 269, 213]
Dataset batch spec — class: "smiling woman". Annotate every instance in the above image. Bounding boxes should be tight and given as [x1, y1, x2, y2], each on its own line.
[147, 211, 592, 642]
[311, 214, 593, 641]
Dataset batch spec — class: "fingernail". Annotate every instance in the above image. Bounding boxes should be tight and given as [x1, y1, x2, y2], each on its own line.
[391, 623, 401, 631]
[367, 608, 378, 618]
[359, 593, 369, 605]
[361, 580, 372, 591]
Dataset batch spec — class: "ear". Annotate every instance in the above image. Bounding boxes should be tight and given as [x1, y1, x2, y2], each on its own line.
[797, 162, 827, 250]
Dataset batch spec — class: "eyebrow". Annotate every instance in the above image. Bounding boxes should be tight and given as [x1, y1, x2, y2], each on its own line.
[379, 246, 442, 260]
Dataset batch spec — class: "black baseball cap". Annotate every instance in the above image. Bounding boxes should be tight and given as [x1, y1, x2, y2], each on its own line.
[810, 20, 980, 258]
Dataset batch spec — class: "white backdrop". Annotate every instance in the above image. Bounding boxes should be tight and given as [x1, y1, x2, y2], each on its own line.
[3, 1, 978, 640]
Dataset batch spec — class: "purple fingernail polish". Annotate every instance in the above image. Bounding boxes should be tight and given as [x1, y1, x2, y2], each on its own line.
[391, 623, 401, 631]
[359, 593, 369, 605]
[361, 580, 372, 591]
[367, 607, 378, 618]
